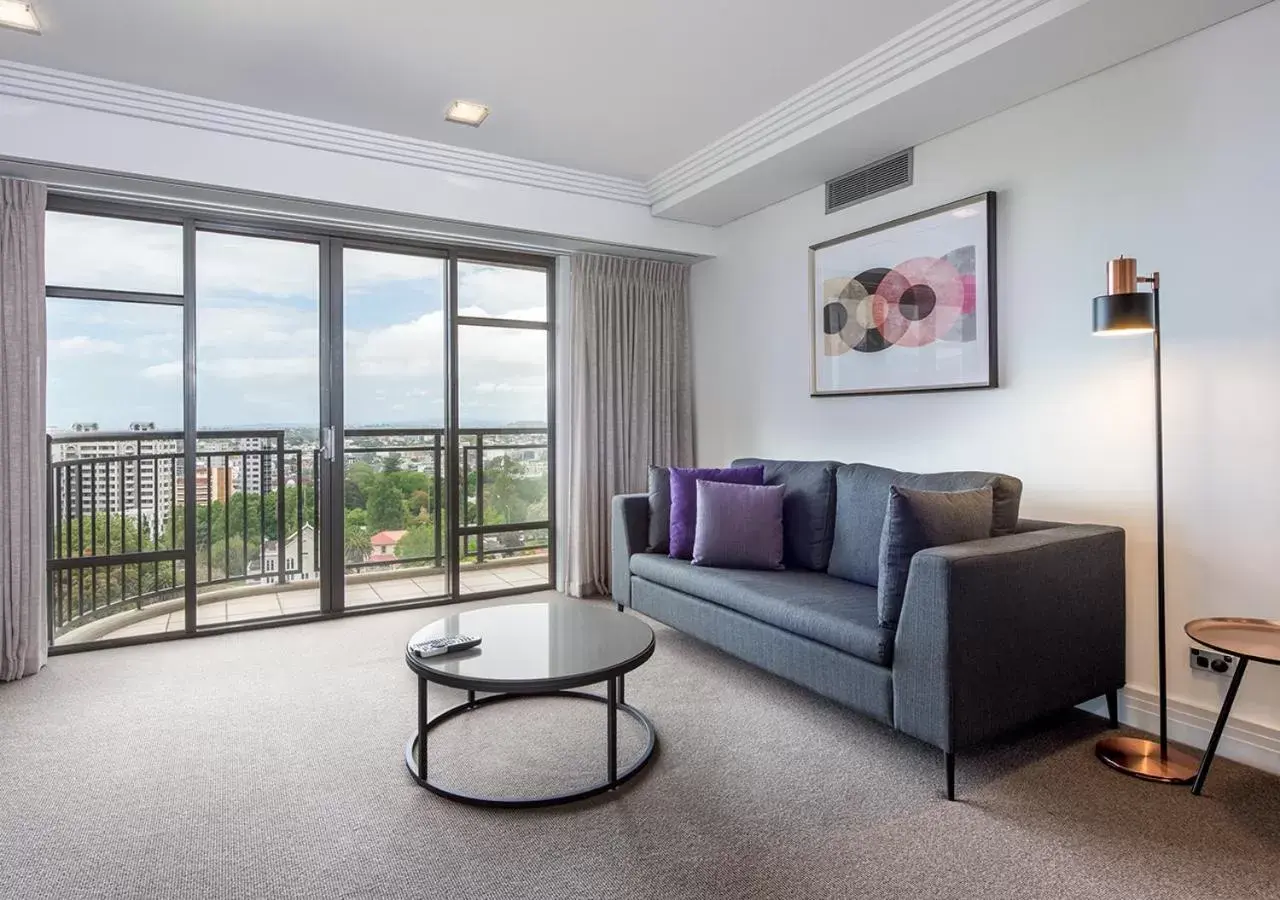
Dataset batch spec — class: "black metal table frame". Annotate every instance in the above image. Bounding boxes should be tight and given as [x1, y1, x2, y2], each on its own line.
[404, 642, 657, 808]
[1187, 625, 1279, 796]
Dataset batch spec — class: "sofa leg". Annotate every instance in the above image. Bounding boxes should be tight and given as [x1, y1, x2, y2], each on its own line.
[1105, 689, 1119, 729]
[944, 751, 955, 801]
[616, 602, 624, 612]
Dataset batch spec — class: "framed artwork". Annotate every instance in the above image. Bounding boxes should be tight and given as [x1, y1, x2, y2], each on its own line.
[809, 191, 997, 397]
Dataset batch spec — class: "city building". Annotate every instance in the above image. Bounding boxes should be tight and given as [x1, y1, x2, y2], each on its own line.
[368, 529, 407, 562]
[248, 523, 316, 584]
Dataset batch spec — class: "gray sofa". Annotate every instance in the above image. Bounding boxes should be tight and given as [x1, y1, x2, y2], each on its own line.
[611, 458, 1126, 800]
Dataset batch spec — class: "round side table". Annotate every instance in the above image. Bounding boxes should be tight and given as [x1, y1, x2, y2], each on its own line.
[1184, 617, 1280, 796]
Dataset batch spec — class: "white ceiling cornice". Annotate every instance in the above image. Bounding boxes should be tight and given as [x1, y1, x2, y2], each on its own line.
[0, 59, 651, 206]
[0, 0, 1263, 227]
[645, 0, 1059, 206]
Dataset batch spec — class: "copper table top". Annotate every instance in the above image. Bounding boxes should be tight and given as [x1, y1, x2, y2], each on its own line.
[1185, 617, 1280, 665]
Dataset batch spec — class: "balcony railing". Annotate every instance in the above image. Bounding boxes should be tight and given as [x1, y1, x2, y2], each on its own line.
[46, 427, 550, 639]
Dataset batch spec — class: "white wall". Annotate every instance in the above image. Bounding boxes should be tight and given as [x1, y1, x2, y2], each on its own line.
[691, 2, 1280, 758]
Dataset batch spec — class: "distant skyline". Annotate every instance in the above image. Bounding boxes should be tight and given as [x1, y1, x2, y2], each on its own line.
[45, 214, 550, 432]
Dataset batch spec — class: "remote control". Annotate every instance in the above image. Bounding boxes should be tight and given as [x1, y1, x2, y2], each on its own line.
[410, 634, 482, 659]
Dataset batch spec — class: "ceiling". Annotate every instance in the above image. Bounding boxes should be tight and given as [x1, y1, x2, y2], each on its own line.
[0, 0, 955, 181]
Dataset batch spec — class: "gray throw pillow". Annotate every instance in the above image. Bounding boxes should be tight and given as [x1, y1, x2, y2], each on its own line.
[691, 480, 785, 571]
[877, 485, 993, 628]
[646, 465, 671, 553]
[827, 463, 1022, 587]
[732, 458, 841, 571]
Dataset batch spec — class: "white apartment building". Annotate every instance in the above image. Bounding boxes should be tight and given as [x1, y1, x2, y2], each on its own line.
[50, 423, 179, 526]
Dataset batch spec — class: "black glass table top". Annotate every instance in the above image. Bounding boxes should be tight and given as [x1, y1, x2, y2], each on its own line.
[405, 601, 655, 692]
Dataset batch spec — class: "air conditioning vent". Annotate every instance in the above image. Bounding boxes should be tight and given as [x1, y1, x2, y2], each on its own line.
[825, 149, 913, 214]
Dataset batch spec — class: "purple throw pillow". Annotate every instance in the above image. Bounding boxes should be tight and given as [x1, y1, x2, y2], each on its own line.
[668, 465, 764, 559]
[692, 481, 785, 570]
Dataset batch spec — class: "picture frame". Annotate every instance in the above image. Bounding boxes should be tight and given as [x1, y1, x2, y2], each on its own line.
[809, 191, 997, 397]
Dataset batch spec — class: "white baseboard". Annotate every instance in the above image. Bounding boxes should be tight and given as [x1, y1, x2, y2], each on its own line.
[1080, 688, 1280, 777]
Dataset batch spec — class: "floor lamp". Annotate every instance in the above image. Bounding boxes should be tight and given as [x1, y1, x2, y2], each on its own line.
[1092, 256, 1198, 783]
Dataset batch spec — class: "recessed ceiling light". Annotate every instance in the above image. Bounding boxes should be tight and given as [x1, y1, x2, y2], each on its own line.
[445, 100, 489, 127]
[0, 0, 40, 34]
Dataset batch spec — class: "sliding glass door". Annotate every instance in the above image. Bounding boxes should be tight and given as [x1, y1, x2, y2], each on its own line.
[43, 197, 556, 650]
[340, 245, 451, 609]
[194, 230, 324, 626]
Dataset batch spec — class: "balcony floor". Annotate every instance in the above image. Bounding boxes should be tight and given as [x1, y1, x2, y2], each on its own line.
[68, 562, 550, 644]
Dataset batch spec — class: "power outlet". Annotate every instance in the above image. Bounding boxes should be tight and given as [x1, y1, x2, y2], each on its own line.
[1189, 647, 1238, 678]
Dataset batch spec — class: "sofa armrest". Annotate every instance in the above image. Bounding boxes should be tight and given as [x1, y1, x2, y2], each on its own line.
[892, 524, 1126, 752]
[611, 493, 650, 607]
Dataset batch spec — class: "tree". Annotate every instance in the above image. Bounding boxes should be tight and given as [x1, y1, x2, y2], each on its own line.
[343, 477, 367, 510]
[388, 469, 429, 499]
[381, 453, 404, 474]
[50, 512, 180, 617]
[395, 523, 437, 564]
[346, 460, 378, 490]
[483, 456, 543, 524]
[343, 509, 372, 564]
[366, 477, 407, 531]
[409, 489, 432, 518]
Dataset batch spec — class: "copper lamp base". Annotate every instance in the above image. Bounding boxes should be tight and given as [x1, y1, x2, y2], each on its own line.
[1096, 736, 1198, 784]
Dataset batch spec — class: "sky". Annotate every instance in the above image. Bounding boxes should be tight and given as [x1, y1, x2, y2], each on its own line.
[45, 212, 550, 433]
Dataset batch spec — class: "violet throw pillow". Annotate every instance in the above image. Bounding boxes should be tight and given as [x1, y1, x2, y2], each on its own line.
[692, 481, 785, 570]
[668, 465, 764, 559]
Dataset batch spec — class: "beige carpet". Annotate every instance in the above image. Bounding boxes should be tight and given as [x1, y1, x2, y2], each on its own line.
[2, 593, 1278, 899]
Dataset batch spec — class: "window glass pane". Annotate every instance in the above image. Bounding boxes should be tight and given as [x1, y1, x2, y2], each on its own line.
[344, 249, 445, 426]
[46, 298, 186, 646]
[46, 212, 183, 294]
[196, 231, 319, 428]
[457, 324, 548, 427]
[47, 297, 183, 432]
[458, 261, 547, 321]
[457, 324, 548, 555]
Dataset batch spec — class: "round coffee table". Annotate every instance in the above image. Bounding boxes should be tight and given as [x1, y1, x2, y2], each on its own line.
[404, 600, 657, 807]
[1185, 617, 1280, 795]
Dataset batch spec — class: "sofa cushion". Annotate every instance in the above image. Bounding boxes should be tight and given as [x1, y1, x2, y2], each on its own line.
[878, 485, 994, 627]
[669, 465, 765, 559]
[732, 458, 841, 572]
[692, 481, 785, 570]
[827, 463, 1023, 587]
[646, 466, 671, 553]
[629, 553, 894, 666]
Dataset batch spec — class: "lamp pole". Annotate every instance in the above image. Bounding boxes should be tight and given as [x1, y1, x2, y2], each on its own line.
[1147, 273, 1168, 758]
[1092, 259, 1197, 783]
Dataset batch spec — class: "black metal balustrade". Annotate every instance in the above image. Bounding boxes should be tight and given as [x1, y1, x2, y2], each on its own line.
[46, 427, 550, 639]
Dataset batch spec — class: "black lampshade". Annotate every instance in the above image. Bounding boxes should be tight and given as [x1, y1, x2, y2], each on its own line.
[1093, 291, 1155, 335]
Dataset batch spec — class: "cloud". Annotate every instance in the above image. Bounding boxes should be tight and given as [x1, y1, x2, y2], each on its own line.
[46, 222, 552, 427]
[459, 264, 547, 320]
[51, 336, 126, 355]
[201, 356, 319, 380]
[46, 213, 551, 322]
[142, 361, 182, 381]
[343, 249, 444, 292]
[46, 213, 183, 294]
[472, 381, 545, 394]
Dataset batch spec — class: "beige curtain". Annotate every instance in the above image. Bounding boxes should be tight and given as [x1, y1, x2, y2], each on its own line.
[566, 253, 693, 597]
[0, 178, 47, 681]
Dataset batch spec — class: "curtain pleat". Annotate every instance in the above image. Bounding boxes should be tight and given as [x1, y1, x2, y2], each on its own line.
[566, 253, 692, 597]
[0, 178, 48, 681]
